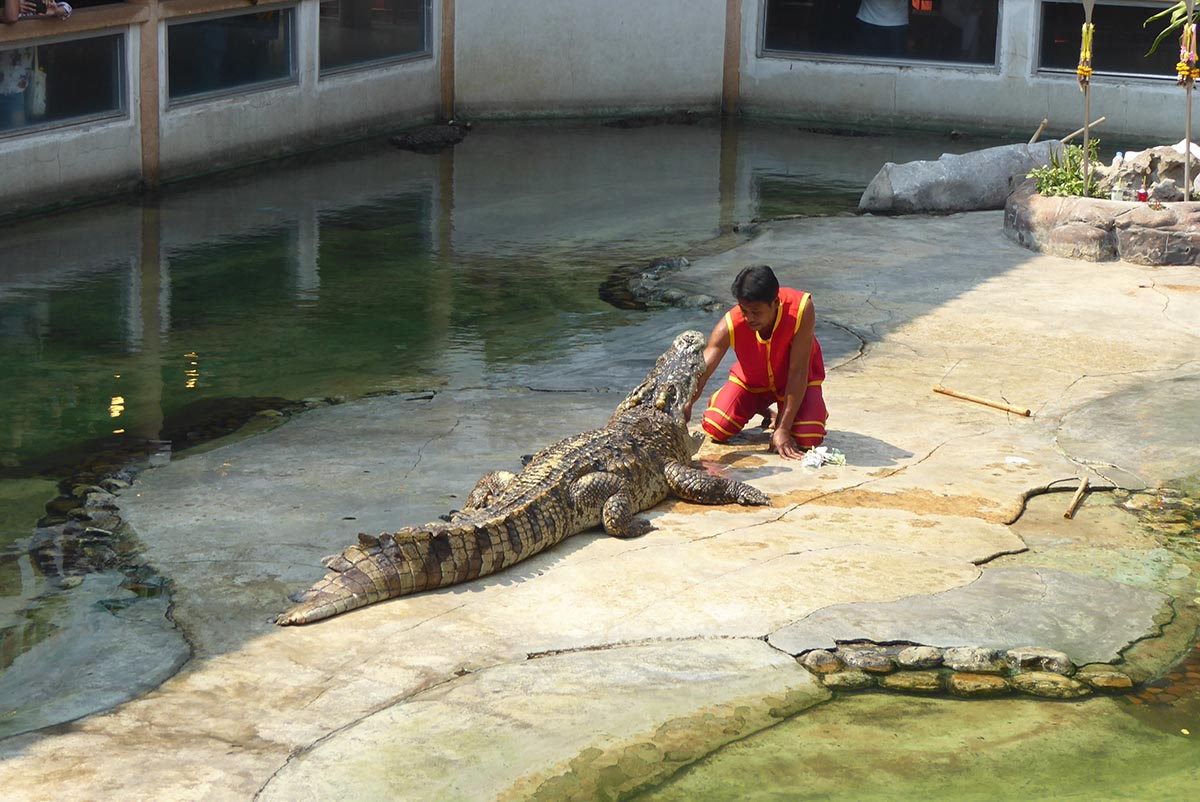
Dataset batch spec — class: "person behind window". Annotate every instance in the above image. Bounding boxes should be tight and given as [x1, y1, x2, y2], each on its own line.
[1, 0, 69, 128]
[856, 0, 909, 57]
[0, 45, 33, 129]
[941, 0, 982, 61]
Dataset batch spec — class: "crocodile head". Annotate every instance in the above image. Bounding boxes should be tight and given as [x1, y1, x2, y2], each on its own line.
[612, 330, 707, 423]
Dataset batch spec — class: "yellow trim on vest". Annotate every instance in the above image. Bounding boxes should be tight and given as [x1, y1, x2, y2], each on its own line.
[725, 310, 736, 350]
[793, 292, 809, 335]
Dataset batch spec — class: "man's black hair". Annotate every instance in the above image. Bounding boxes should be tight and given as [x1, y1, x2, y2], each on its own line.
[731, 265, 779, 304]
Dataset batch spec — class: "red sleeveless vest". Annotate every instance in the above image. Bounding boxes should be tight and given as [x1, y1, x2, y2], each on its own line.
[725, 287, 825, 399]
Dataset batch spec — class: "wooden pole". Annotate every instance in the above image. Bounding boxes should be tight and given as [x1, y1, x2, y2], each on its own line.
[1188, 0, 1197, 201]
[1081, 0, 1095, 195]
[1187, 87, 1193, 201]
[1063, 477, 1090, 519]
[932, 386, 1032, 417]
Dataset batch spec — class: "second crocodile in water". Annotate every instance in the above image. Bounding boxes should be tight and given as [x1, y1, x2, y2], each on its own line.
[277, 330, 769, 625]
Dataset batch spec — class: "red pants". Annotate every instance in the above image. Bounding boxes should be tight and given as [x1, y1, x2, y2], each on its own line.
[701, 380, 827, 447]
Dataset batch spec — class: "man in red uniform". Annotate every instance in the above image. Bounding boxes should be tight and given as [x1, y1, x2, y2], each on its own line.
[686, 264, 827, 460]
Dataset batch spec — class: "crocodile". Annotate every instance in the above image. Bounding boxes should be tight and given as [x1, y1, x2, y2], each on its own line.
[387, 120, 472, 154]
[276, 330, 769, 625]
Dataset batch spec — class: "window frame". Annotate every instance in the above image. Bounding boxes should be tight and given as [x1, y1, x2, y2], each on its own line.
[164, 2, 299, 107]
[0, 28, 128, 139]
[1034, 0, 1182, 82]
[316, 0, 433, 78]
[755, 0, 1005, 70]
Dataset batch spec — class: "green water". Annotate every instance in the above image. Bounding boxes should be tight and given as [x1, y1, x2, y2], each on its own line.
[635, 693, 1200, 802]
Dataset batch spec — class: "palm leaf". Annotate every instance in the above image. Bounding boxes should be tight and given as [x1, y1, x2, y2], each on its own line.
[1145, 1, 1193, 56]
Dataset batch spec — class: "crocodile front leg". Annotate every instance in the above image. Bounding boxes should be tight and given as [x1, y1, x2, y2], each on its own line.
[663, 460, 770, 506]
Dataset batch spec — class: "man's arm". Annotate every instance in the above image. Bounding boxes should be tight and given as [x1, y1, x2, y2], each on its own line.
[770, 297, 816, 460]
[684, 316, 730, 421]
[2, 0, 21, 24]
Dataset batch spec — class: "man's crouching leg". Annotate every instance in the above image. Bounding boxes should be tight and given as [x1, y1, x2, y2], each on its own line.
[701, 382, 763, 443]
[786, 385, 829, 450]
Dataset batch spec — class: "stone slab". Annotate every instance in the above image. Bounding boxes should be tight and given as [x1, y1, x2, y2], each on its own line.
[768, 566, 1170, 665]
[1, 211, 1198, 802]
[1056, 374, 1200, 489]
[257, 639, 826, 802]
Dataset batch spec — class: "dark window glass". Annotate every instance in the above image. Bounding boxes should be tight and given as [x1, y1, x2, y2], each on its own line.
[1041, 1, 1177, 77]
[0, 34, 124, 134]
[168, 9, 295, 100]
[319, 0, 428, 73]
[762, 0, 998, 64]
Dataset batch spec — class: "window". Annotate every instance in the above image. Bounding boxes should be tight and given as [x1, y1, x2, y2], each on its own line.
[0, 33, 124, 134]
[167, 8, 295, 101]
[762, 0, 998, 65]
[1041, 1, 1177, 78]
[319, 0, 429, 74]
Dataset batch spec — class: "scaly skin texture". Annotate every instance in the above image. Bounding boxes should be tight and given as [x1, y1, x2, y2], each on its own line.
[277, 330, 769, 625]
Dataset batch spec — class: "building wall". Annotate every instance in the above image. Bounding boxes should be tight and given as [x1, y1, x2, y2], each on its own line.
[1, 0, 1197, 218]
[1, 21, 146, 215]
[159, 3, 440, 178]
[451, 0, 726, 116]
[738, 0, 1188, 143]
[0, 0, 443, 217]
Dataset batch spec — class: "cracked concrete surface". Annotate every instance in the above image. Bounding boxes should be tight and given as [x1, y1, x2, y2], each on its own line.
[1, 212, 1198, 800]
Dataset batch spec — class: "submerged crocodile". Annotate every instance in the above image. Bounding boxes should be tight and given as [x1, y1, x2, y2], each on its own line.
[387, 120, 472, 154]
[276, 330, 770, 625]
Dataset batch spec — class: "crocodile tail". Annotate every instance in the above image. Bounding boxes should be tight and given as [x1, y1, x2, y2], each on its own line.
[276, 523, 506, 625]
[276, 531, 422, 625]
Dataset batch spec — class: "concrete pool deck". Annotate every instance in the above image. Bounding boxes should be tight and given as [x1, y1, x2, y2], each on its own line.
[2, 211, 1199, 800]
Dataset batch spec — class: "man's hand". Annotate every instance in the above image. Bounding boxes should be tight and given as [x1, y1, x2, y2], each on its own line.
[769, 428, 806, 460]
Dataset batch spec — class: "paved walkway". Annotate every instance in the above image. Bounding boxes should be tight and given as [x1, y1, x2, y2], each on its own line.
[1, 212, 1197, 801]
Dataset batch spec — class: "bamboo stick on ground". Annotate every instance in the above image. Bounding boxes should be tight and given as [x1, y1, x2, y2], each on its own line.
[1029, 118, 1049, 145]
[932, 385, 1032, 416]
[1063, 476, 1090, 519]
[1061, 116, 1107, 143]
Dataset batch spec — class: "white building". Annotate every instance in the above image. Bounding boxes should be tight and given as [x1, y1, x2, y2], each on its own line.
[0, 0, 1187, 215]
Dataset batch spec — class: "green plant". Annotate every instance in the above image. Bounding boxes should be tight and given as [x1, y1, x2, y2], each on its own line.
[1144, 1, 1193, 57]
[1027, 141, 1106, 198]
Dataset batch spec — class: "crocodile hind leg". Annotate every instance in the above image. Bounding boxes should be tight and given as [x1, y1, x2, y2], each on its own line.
[442, 470, 519, 522]
[663, 460, 770, 506]
[463, 470, 518, 510]
[570, 472, 655, 537]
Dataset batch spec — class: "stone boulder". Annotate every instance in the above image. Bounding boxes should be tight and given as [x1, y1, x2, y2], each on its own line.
[1095, 141, 1200, 201]
[859, 141, 1064, 214]
[1004, 178, 1200, 265]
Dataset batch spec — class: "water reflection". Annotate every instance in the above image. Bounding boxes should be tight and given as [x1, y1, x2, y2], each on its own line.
[0, 120, 1016, 736]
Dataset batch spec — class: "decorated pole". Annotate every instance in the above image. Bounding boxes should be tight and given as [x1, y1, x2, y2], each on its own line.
[1078, 0, 1095, 195]
[1180, 0, 1198, 201]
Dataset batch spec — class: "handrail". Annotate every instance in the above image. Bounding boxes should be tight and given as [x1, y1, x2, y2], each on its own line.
[0, 4, 147, 44]
[0, 0, 271, 45]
